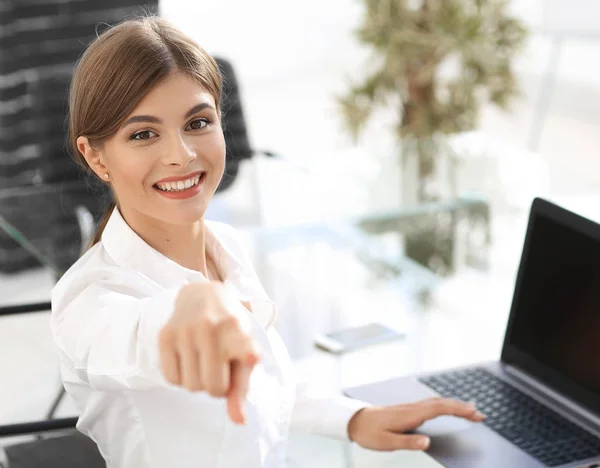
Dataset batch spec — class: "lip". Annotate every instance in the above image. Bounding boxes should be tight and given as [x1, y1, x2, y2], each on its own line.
[153, 172, 206, 200]
[154, 170, 204, 185]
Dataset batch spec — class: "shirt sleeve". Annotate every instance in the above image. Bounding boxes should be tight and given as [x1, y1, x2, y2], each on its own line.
[51, 281, 182, 391]
[290, 377, 372, 442]
[211, 221, 373, 440]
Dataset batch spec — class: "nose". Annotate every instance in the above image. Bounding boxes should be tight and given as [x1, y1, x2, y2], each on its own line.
[163, 133, 196, 167]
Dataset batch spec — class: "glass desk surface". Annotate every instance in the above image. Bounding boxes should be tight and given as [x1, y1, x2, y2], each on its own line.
[3, 157, 600, 467]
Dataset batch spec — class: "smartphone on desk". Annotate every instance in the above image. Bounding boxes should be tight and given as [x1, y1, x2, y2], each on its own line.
[314, 322, 406, 355]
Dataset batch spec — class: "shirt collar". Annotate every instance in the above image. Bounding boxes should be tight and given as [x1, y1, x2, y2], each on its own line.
[101, 208, 277, 329]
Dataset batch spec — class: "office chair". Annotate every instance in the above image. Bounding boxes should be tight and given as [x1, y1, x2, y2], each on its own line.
[216, 57, 254, 193]
[0, 203, 103, 468]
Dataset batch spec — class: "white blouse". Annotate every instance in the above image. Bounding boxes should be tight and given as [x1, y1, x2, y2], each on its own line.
[50, 208, 370, 468]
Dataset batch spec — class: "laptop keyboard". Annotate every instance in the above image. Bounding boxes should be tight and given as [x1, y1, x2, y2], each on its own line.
[420, 367, 600, 466]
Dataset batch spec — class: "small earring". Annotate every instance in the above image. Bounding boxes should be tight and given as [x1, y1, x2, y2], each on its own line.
[103, 174, 109, 179]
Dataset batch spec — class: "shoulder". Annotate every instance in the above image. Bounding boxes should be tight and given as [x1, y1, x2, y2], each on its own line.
[51, 241, 138, 316]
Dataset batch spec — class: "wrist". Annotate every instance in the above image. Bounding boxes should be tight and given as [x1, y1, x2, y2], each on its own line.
[347, 407, 369, 442]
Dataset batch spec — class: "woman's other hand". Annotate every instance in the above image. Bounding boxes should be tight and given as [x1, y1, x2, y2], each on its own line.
[347, 397, 485, 451]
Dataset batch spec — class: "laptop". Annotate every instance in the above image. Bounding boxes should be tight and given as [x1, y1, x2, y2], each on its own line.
[344, 198, 600, 468]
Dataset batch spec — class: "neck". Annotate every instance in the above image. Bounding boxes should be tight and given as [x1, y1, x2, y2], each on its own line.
[120, 207, 209, 276]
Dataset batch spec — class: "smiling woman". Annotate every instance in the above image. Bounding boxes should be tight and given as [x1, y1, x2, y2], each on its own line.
[68, 17, 224, 247]
[51, 15, 483, 468]
[75, 71, 225, 243]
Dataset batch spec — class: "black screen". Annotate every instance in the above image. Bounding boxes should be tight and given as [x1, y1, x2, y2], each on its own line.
[508, 213, 600, 394]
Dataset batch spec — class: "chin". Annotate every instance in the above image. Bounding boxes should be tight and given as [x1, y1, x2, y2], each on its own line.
[148, 201, 206, 226]
[173, 206, 208, 225]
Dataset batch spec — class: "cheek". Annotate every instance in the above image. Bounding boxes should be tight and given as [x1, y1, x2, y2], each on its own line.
[124, 163, 152, 188]
[208, 132, 226, 172]
[114, 154, 156, 192]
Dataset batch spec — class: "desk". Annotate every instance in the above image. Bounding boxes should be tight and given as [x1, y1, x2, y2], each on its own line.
[243, 201, 529, 467]
[279, 196, 600, 467]
[2, 153, 598, 466]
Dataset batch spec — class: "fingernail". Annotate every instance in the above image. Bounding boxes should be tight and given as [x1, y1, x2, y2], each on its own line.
[419, 437, 430, 449]
[475, 411, 486, 419]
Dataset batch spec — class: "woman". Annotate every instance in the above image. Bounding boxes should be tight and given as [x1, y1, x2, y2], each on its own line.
[51, 16, 484, 468]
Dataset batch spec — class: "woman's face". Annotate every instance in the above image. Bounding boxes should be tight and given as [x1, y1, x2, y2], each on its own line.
[81, 72, 225, 227]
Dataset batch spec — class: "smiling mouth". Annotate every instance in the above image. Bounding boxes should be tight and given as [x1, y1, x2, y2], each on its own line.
[153, 173, 205, 192]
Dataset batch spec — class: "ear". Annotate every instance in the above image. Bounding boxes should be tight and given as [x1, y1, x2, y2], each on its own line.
[76, 136, 108, 180]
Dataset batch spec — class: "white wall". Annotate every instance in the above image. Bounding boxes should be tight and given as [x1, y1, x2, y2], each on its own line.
[162, 0, 600, 202]
[161, 0, 375, 165]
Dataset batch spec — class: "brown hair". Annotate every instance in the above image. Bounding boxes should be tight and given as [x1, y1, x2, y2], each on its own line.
[68, 16, 222, 247]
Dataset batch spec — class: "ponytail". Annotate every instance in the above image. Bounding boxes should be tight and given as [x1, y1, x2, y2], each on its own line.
[89, 201, 116, 249]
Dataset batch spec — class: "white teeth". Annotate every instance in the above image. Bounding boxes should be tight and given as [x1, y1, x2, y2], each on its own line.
[156, 174, 202, 192]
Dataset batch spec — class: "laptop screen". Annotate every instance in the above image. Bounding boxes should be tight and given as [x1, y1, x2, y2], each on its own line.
[504, 202, 600, 411]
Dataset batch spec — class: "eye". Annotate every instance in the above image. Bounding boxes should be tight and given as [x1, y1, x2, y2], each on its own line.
[130, 130, 157, 141]
[186, 118, 210, 131]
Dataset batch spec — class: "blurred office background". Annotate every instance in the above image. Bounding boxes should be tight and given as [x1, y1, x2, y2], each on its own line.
[2, 0, 600, 466]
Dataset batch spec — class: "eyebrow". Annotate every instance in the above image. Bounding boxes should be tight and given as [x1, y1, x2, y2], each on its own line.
[120, 102, 214, 129]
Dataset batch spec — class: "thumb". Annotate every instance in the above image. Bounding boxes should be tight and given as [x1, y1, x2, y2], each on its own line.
[376, 432, 431, 451]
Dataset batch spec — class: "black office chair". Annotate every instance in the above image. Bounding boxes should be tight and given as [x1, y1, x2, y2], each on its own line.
[0, 399, 104, 468]
[216, 57, 254, 193]
[0, 210, 104, 468]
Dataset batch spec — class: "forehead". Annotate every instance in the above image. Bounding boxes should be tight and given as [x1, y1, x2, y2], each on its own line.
[131, 72, 216, 116]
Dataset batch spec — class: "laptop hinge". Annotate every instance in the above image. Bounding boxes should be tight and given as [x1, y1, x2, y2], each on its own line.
[504, 363, 600, 436]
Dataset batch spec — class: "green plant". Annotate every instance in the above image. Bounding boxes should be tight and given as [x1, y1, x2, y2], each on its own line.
[339, 0, 527, 274]
[339, 0, 528, 201]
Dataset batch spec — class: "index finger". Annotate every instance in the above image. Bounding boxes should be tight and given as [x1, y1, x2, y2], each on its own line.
[226, 360, 256, 424]
[422, 397, 485, 421]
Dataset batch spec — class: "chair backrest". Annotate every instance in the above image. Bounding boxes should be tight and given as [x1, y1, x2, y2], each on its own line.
[0, 445, 8, 468]
[214, 57, 253, 192]
[3, 431, 105, 468]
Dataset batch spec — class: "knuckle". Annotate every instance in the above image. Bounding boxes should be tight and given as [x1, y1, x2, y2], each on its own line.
[158, 327, 175, 348]
[197, 315, 218, 329]
[450, 399, 465, 409]
[192, 315, 217, 334]
[185, 375, 205, 392]
[206, 384, 228, 397]
[187, 382, 202, 392]
[163, 372, 179, 385]
[428, 399, 445, 412]
[183, 382, 196, 392]
[217, 314, 241, 331]
[229, 338, 254, 360]
[437, 400, 450, 410]
[175, 327, 194, 351]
